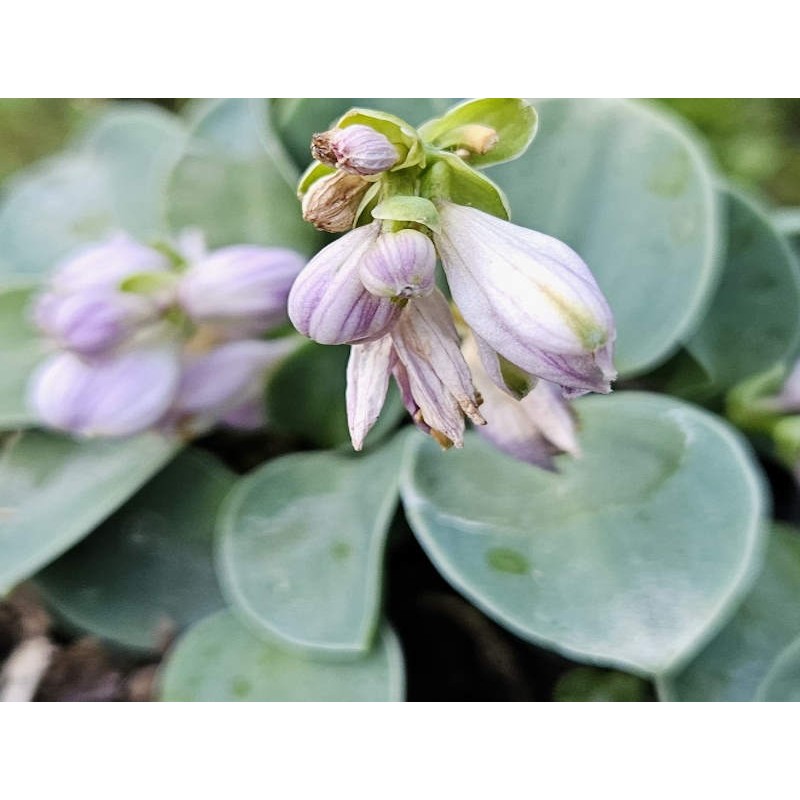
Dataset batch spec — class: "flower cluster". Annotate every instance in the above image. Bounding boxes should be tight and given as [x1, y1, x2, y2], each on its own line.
[288, 100, 616, 464]
[29, 232, 305, 438]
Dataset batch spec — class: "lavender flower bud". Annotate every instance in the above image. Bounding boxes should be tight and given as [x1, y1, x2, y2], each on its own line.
[311, 125, 399, 176]
[33, 289, 157, 357]
[29, 347, 180, 437]
[359, 229, 436, 300]
[434, 202, 616, 396]
[172, 339, 296, 434]
[301, 171, 370, 233]
[288, 222, 401, 345]
[49, 233, 170, 294]
[178, 245, 306, 334]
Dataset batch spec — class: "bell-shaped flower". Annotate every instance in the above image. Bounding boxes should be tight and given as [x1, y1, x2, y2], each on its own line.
[28, 346, 180, 437]
[433, 202, 616, 396]
[311, 124, 399, 176]
[49, 233, 170, 295]
[33, 288, 158, 358]
[178, 245, 306, 335]
[288, 222, 401, 345]
[359, 228, 436, 300]
[170, 339, 296, 435]
[463, 333, 579, 468]
[346, 289, 484, 450]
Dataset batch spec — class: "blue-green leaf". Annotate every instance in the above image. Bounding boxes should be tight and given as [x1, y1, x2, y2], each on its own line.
[488, 99, 721, 377]
[218, 435, 405, 655]
[158, 611, 405, 701]
[35, 449, 232, 652]
[0, 430, 177, 593]
[400, 391, 766, 676]
[0, 284, 43, 429]
[756, 635, 800, 701]
[658, 524, 800, 701]
[679, 186, 800, 394]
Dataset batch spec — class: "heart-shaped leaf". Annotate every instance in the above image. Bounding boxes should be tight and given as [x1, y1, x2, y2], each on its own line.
[158, 610, 405, 701]
[658, 524, 800, 701]
[167, 98, 322, 255]
[400, 391, 766, 676]
[677, 187, 800, 395]
[217, 434, 405, 655]
[0, 430, 177, 593]
[35, 449, 232, 652]
[487, 99, 721, 377]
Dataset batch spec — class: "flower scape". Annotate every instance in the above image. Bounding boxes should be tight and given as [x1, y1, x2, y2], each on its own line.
[289, 99, 616, 466]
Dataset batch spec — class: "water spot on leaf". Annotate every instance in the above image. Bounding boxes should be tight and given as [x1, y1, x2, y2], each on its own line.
[647, 149, 690, 198]
[231, 676, 251, 698]
[330, 541, 352, 561]
[486, 547, 530, 575]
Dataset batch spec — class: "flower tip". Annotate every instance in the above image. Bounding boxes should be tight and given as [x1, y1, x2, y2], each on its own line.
[311, 125, 399, 176]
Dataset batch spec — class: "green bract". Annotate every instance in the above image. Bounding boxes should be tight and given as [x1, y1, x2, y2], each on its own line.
[418, 98, 538, 168]
[371, 195, 441, 232]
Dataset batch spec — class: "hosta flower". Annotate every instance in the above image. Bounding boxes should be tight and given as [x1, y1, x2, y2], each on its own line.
[170, 339, 296, 435]
[287, 222, 401, 345]
[29, 347, 180, 437]
[29, 228, 304, 440]
[434, 202, 616, 396]
[178, 245, 306, 334]
[462, 333, 579, 468]
[358, 228, 436, 300]
[33, 288, 158, 358]
[49, 233, 169, 294]
[346, 290, 484, 450]
[311, 125, 399, 176]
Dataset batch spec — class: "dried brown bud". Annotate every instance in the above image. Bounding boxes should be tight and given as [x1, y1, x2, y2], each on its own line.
[301, 171, 370, 233]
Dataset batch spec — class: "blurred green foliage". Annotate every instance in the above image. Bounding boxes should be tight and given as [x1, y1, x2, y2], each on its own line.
[0, 99, 100, 182]
[659, 99, 800, 205]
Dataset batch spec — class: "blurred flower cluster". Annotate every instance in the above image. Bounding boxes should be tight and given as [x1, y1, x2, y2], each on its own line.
[29, 232, 305, 438]
[289, 100, 616, 467]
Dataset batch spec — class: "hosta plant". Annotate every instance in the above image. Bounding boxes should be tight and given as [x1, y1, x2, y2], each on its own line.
[1, 97, 798, 702]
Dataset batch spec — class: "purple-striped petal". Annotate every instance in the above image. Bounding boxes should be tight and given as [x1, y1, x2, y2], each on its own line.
[434, 202, 616, 394]
[287, 222, 401, 345]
